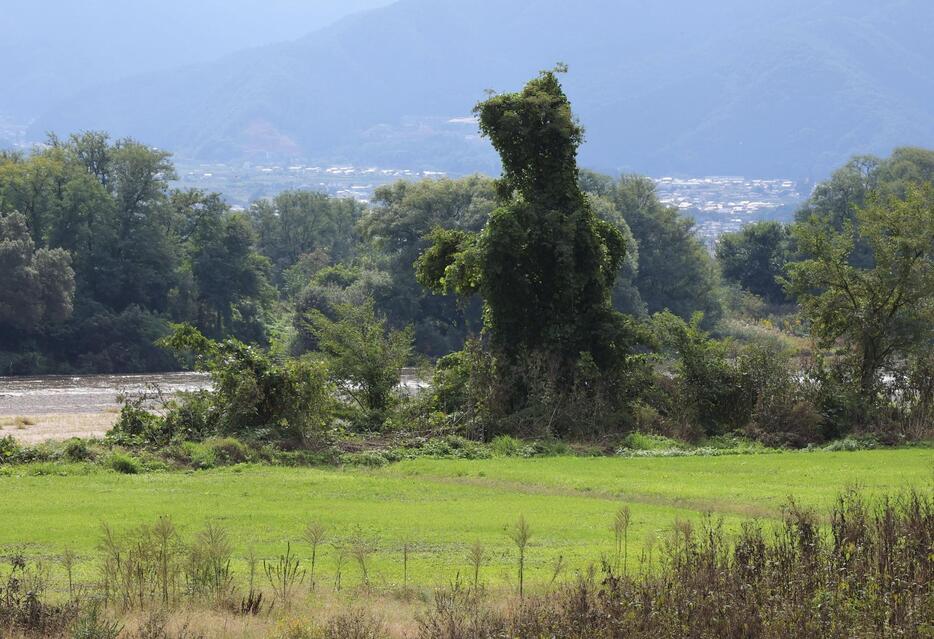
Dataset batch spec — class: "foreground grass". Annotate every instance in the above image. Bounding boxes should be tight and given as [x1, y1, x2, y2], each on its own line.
[0, 449, 930, 591]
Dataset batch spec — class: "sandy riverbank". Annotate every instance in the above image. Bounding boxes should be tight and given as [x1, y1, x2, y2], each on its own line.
[0, 411, 119, 443]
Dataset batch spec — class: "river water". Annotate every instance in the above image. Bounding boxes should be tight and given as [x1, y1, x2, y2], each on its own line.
[0, 372, 210, 416]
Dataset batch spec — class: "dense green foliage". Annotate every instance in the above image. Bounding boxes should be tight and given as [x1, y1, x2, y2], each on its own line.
[416, 71, 652, 433]
[1, 73, 932, 449]
[0, 134, 271, 373]
[788, 185, 934, 399]
[250, 190, 361, 286]
[118, 324, 334, 448]
[358, 176, 492, 355]
[305, 301, 413, 429]
[0, 212, 74, 330]
[717, 221, 794, 304]
[610, 175, 723, 323]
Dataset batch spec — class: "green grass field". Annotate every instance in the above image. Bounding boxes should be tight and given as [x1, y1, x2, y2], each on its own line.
[1, 449, 931, 590]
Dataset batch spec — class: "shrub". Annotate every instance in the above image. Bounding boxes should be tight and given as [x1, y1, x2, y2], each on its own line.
[180, 441, 217, 469]
[160, 325, 335, 448]
[70, 603, 122, 639]
[162, 390, 215, 442]
[419, 436, 491, 459]
[272, 618, 319, 639]
[490, 434, 524, 456]
[304, 299, 413, 432]
[109, 452, 140, 474]
[64, 438, 93, 462]
[206, 437, 251, 465]
[325, 608, 385, 639]
[425, 339, 495, 439]
[824, 436, 879, 452]
[108, 401, 173, 449]
[620, 432, 685, 451]
[653, 312, 754, 436]
[0, 554, 78, 635]
[0, 434, 20, 464]
[339, 451, 391, 467]
[743, 345, 823, 447]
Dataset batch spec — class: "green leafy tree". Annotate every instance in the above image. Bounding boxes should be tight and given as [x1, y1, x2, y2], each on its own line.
[250, 190, 361, 282]
[359, 176, 494, 355]
[187, 196, 270, 338]
[416, 69, 650, 423]
[293, 265, 393, 353]
[0, 132, 283, 373]
[787, 185, 934, 398]
[611, 175, 722, 324]
[306, 300, 413, 429]
[0, 212, 75, 330]
[587, 191, 645, 317]
[795, 148, 934, 268]
[717, 221, 794, 304]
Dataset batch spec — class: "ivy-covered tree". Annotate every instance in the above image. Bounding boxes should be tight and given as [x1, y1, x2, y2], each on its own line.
[416, 69, 650, 426]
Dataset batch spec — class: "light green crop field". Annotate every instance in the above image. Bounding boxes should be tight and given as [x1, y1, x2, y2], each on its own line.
[1, 449, 931, 590]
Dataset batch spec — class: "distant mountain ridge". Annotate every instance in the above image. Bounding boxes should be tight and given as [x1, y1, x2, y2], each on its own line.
[30, 0, 934, 179]
[0, 0, 393, 119]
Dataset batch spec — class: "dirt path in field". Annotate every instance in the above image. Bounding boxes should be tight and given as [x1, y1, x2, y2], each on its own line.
[398, 472, 784, 520]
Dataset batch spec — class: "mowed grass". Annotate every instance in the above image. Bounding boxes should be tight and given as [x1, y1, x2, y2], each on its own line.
[0, 449, 931, 590]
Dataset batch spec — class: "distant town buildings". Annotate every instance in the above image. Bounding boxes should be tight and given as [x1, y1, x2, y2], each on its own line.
[174, 162, 805, 249]
[175, 162, 450, 206]
[653, 176, 803, 249]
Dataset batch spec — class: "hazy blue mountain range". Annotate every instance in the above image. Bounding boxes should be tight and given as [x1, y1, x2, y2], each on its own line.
[22, 0, 934, 178]
[0, 0, 393, 118]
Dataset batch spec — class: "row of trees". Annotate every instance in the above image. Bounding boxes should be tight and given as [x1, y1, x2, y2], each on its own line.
[0, 135, 278, 372]
[409, 73, 934, 441]
[2, 70, 932, 445]
[716, 149, 934, 404]
[0, 128, 722, 375]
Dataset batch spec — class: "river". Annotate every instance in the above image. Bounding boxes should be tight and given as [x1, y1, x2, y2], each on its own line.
[0, 372, 210, 416]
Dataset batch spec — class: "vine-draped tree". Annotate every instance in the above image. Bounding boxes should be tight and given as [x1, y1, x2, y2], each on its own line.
[416, 69, 649, 424]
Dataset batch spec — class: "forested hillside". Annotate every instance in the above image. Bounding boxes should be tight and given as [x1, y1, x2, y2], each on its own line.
[29, 0, 934, 177]
[0, 0, 392, 119]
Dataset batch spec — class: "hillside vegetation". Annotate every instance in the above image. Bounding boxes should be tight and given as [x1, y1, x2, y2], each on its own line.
[29, 0, 934, 177]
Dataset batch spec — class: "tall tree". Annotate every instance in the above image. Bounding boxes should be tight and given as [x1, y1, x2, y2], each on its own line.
[416, 69, 649, 417]
[359, 176, 493, 354]
[108, 139, 179, 312]
[786, 185, 934, 397]
[249, 190, 361, 282]
[189, 201, 270, 338]
[611, 175, 722, 324]
[0, 212, 75, 330]
[717, 221, 794, 304]
[795, 148, 934, 268]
